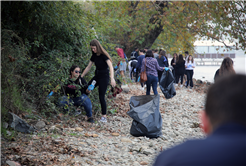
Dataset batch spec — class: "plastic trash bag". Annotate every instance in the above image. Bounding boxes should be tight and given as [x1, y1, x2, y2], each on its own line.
[127, 95, 162, 138]
[159, 69, 176, 99]
[8, 112, 35, 133]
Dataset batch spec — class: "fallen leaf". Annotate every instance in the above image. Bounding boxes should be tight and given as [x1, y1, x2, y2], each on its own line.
[92, 134, 98, 137]
[75, 127, 83, 132]
[140, 161, 148, 165]
[111, 132, 120, 136]
[85, 133, 92, 137]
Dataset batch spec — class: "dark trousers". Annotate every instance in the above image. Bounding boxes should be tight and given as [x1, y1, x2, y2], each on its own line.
[158, 70, 164, 83]
[186, 70, 194, 87]
[89, 71, 109, 115]
[136, 68, 145, 87]
[175, 74, 184, 84]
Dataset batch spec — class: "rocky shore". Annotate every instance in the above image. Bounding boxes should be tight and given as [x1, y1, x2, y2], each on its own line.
[2, 80, 210, 166]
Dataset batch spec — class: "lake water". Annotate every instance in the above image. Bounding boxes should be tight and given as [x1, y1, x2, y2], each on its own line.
[193, 55, 246, 82]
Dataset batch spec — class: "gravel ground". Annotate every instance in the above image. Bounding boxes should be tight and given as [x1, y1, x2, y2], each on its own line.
[2, 81, 208, 166]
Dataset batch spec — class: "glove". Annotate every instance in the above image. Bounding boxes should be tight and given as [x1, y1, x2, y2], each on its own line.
[165, 67, 169, 71]
[134, 68, 136, 72]
[114, 65, 118, 70]
[120, 61, 123, 66]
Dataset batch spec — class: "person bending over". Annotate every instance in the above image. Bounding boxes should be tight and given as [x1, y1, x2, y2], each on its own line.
[82, 39, 116, 123]
[154, 74, 246, 166]
[59, 65, 94, 123]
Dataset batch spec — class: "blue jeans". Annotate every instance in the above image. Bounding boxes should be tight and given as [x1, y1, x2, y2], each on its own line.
[146, 74, 158, 95]
[59, 94, 92, 117]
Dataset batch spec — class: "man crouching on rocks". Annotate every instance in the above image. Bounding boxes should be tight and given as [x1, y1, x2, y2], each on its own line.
[153, 74, 246, 166]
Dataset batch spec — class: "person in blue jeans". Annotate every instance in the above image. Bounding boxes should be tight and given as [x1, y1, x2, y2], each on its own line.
[59, 65, 94, 123]
[141, 50, 165, 95]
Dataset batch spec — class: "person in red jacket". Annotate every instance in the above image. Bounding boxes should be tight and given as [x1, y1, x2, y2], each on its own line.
[115, 46, 127, 84]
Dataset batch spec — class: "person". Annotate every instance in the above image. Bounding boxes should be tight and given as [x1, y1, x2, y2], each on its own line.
[59, 65, 94, 123]
[141, 50, 165, 95]
[136, 49, 145, 88]
[185, 55, 196, 89]
[81, 39, 116, 123]
[154, 74, 246, 166]
[115, 46, 127, 84]
[184, 51, 189, 85]
[156, 50, 169, 83]
[144, 47, 149, 54]
[130, 47, 139, 59]
[153, 49, 159, 58]
[171, 53, 177, 77]
[128, 55, 138, 81]
[214, 57, 235, 82]
[175, 54, 185, 87]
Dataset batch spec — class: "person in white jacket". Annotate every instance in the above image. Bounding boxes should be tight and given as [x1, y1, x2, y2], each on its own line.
[185, 55, 196, 89]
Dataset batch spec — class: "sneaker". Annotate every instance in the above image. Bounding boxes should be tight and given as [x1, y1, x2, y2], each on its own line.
[175, 84, 178, 86]
[99, 117, 107, 123]
[180, 85, 183, 88]
[140, 87, 145, 90]
[87, 117, 94, 123]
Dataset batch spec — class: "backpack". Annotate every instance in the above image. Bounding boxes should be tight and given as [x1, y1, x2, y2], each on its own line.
[130, 51, 136, 59]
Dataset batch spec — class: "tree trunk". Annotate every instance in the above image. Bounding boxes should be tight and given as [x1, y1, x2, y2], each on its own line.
[124, 1, 168, 56]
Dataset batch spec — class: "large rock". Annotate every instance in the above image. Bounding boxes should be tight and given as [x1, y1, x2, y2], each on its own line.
[35, 121, 46, 130]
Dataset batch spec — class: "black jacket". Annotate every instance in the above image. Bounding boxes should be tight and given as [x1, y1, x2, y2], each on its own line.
[175, 60, 185, 75]
[64, 76, 89, 98]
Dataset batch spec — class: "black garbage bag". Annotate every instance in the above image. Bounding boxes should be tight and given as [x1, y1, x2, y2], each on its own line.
[8, 112, 35, 134]
[159, 69, 176, 99]
[127, 95, 162, 138]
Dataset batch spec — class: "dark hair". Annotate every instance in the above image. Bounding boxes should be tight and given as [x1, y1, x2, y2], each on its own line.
[177, 54, 184, 63]
[69, 65, 80, 75]
[159, 50, 168, 60]
[90, 39, 112, 61]
[155, 49, 158, 52]
[185, 51, 189, 54]
[205, 74, 246, 128]
[139, 49, 144, 53]
[145, 50, 154, 58]
[135, 47, 138, 51]
[219, 57, 235, 77]
[159, 49, 163, 54]
[187, 55, 194, 63]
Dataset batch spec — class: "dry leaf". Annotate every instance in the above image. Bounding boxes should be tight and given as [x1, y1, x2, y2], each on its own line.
[85, 133, 92, 137]
[111, 132, 120, 136]
[140, 161, 148, 165]
[75, 127, 83, 132]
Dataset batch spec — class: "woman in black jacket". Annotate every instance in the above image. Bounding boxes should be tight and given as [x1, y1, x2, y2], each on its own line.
[171, 53, 178, 77]
[175, 54, 185, 87]
[156, 50, 169, 82]
[59, 65, 94, 123]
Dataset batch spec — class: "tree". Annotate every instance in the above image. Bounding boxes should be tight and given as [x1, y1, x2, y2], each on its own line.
[91, 1, 246, 55]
